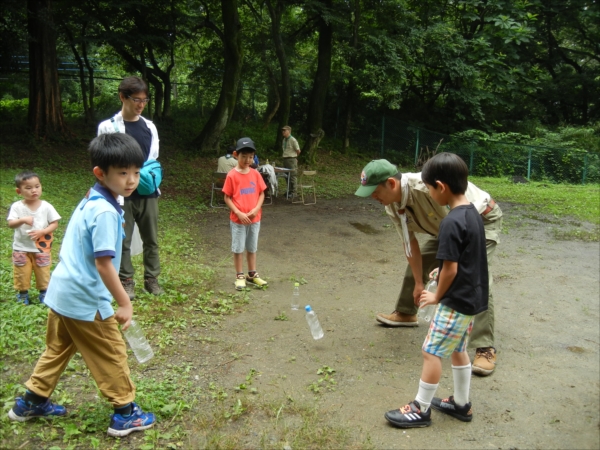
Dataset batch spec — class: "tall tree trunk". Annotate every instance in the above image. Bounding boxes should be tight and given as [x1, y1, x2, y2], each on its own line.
[266, 0, 290, 152]
[27, 0, 67, 137]
[62, 22, 93, 123]
[262, 64, 280, 129]
[82, 38, 95, 122]
[194, 0, 243, 154]
[303, 0, 333, 164]
[342, 0, 360, 153]
[148, 43, 175, 119]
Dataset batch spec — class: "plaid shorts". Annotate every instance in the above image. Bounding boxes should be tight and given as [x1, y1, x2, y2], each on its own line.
[422, 304, 474, 358]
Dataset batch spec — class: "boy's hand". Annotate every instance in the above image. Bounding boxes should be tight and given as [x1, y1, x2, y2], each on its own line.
[428, 269, 439, 280]
[27, 230, 45, 241]
[247, 207, 259, 219]
[115, 303, 133, 330]
[236, 211, 252, 224]
[419, 290, 438, 307]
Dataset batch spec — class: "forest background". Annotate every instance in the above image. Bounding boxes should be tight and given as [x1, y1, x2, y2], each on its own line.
[1, 1, 600, 449]
[0, 0, 599, 181]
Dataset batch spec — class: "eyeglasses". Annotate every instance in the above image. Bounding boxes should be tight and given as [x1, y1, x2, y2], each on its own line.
[127, 96, 150, 104]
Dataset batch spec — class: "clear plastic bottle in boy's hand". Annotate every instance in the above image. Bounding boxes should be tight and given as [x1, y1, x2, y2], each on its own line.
[123, 319, 154, 363]
[418, 279, 438, 323]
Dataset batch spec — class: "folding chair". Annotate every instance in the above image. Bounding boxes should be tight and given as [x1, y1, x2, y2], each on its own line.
[210, 172, 228, 208]
[292, 170, 317, 205]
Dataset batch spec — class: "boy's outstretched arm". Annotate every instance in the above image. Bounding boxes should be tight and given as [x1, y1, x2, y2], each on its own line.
[27, 220, 59, 240]
[419, 259, 457, 307]
[95, 256, 133, 330]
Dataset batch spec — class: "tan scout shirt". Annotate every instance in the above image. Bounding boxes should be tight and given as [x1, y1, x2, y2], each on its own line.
[282, 136, 300, 158]
[217, 155, 237, 173]
[385, 173, 502, 244]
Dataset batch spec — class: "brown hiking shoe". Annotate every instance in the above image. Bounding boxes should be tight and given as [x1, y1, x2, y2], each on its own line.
[376, 310, 418, 327]
[144, 277, 164, 296]
[472, 347, 497, 376]
[121, 278, 135, 300]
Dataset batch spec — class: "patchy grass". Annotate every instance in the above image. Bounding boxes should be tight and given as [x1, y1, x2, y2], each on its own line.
[0, 121, 598, 448]
[471, 176, 600, 226]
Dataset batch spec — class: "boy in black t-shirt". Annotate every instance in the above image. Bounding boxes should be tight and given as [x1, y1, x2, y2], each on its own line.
[384, 152, 489, 429]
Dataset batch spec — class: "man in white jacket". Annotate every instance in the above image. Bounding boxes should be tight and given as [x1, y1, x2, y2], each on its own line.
[97, 76, 163, 299]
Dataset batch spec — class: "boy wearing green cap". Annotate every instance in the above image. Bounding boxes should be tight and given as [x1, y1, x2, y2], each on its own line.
[383, 152, 488, 428]
[355, 158, 502, 376]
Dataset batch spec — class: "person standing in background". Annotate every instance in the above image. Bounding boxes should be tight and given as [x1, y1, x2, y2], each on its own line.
[281, 126, 300, 198]
[97, 76, 163, 299]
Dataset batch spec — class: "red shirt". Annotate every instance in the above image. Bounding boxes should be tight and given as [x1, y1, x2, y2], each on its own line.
[222, 168, 267, 224]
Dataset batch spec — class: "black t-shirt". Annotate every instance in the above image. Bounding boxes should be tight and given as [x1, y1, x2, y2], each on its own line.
[436, 204, 489, 315]
[124, 119, 158, 199]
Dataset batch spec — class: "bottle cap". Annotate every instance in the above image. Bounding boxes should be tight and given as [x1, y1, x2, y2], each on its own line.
[294, 282, 299, 287]
[305, 305, 311, 312]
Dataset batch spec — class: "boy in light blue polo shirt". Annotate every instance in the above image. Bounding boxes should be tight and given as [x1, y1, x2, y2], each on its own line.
[8, 133, 157, 437]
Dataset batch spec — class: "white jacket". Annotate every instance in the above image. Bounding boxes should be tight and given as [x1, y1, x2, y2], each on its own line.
[97, 111, 159, 161]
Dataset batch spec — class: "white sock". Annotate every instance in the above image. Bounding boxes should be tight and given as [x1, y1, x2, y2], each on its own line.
[415, 379, 438, 413]
[452, 364, 472, 406]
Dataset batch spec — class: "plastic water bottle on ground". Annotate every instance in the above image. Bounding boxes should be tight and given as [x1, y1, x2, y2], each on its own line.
[418, 279, 438, 323]
[305, 305, 324, 340]
[291, 283, 300, 310]
[123, 319, 154, 363]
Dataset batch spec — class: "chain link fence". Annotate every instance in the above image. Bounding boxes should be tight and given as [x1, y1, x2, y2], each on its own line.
[2, 70, 598, 184]
[378, 117, 599, 185]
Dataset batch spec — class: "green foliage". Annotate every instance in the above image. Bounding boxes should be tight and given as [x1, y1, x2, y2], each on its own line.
[471, 176, 600, 228]
[445, 126, 600, 183]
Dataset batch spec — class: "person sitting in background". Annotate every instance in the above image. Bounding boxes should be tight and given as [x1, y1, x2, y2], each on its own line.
[217, 146, 238, 173]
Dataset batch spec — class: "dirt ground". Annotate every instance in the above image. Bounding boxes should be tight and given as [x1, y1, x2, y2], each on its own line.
[197, 195, 600, 449]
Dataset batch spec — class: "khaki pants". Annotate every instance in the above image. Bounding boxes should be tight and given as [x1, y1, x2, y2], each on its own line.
[13, 251, 51, 291]
[395, 211, 503, 350]
[26, 309, 135, 407]
[282, 157, 298, 196]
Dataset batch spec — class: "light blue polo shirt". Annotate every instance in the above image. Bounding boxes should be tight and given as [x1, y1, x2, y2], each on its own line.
[44, 183, 125, 321]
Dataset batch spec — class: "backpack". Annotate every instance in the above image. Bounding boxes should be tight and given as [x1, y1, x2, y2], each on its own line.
[108, 117, 162, 195]
[138, 159, 163, 195]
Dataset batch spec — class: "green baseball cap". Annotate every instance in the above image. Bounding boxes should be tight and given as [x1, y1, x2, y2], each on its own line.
[354, 159, 400, 197]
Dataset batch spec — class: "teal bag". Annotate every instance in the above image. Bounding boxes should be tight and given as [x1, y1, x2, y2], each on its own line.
[138, 159, 163, 195]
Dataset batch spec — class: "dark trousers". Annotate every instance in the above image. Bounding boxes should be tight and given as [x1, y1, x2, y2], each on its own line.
[120, 197, 160, 280]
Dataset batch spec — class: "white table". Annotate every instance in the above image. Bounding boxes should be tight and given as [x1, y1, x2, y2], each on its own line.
[273, 167, 293, 199]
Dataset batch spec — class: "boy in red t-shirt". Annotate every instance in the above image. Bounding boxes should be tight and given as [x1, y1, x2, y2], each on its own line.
[222, 137, 269, 290]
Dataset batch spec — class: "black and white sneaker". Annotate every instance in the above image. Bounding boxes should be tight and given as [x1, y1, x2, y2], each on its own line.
[384, 400, 431, 428]
[430, 396, 472, 422]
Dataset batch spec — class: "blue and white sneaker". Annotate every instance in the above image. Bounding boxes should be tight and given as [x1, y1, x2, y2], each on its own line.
[16, 292, 30, 305]
[8, 397, 67, 422]
[39, 290, 47, 304]
[107, 402, 156, 437]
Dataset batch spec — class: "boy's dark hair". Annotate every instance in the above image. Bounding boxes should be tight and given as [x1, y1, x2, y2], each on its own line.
[421, 152, 468, 194]
[89, 134, 146, 172]
[237, 147, 255, 155]
[227, 145, 236, 154]
[15, 171, 40, 188]
[118, 76, 149, 97]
